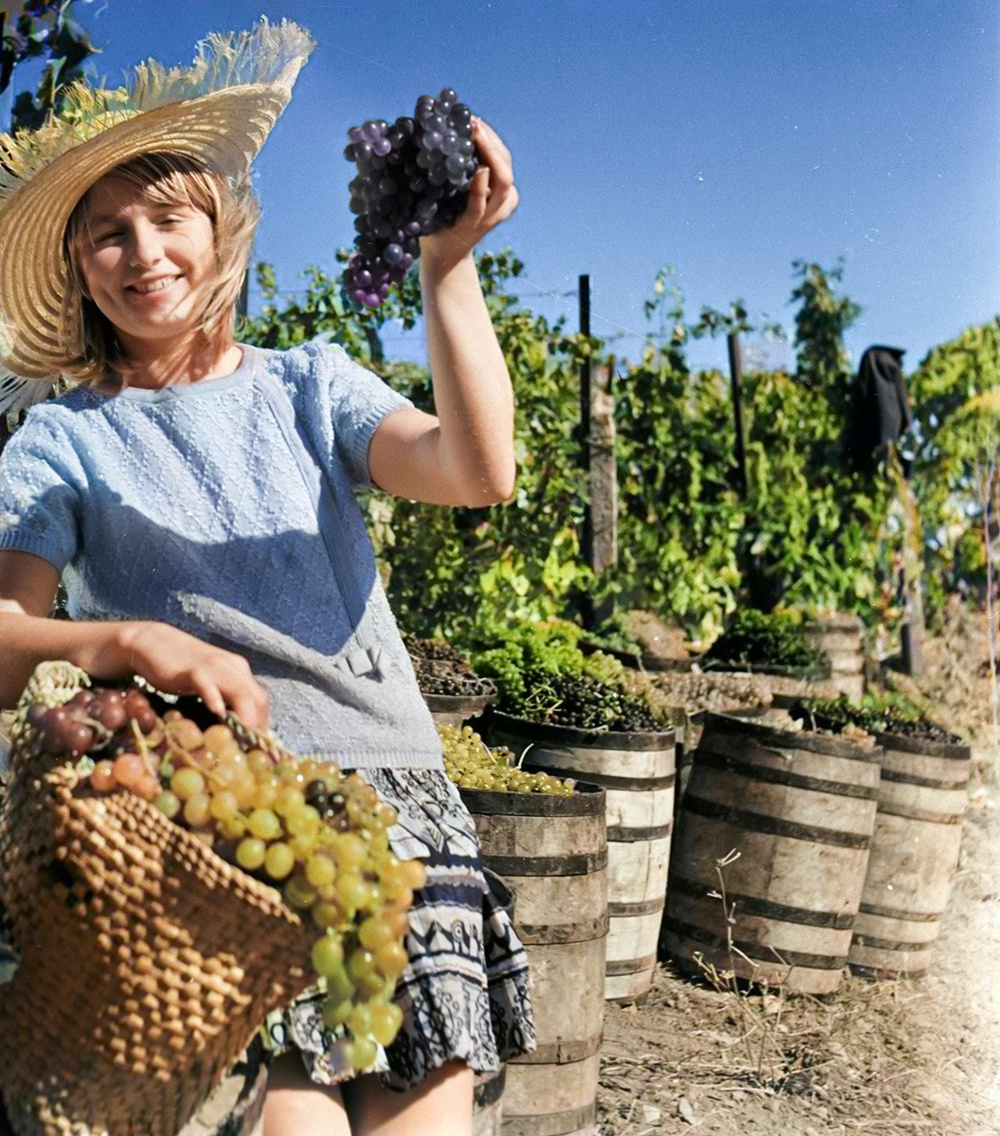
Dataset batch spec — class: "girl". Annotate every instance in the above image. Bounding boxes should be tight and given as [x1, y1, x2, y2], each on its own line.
[0, 20, 533, 1136]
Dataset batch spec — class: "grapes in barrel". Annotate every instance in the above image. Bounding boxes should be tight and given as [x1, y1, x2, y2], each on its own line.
[22, 680, 425, 1069]
[438, 723, 576, 796]
[342, 89, 480, 308]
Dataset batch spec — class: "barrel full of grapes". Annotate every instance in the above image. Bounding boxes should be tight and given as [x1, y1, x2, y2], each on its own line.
[460, 780, 607, 1136]
[848, 730, 971, 979]
[662, 713, 880, 995]
[487, 713, 675, 1003]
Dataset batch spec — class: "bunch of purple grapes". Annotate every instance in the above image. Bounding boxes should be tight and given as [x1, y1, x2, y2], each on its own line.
[343, 88, 480, 308]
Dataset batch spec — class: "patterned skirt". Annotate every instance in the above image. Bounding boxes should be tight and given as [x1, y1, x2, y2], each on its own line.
[262, 767, 536, 1090]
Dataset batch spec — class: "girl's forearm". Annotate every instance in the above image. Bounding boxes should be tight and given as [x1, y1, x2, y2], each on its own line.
[0, 611, 131, 708]
[420, 252, 516, 502]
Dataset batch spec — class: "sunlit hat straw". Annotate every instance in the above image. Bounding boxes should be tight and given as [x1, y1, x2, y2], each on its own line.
[0, 18, 314, 414]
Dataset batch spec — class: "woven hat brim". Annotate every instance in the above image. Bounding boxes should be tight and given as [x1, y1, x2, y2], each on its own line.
[0, 84, 295, 382]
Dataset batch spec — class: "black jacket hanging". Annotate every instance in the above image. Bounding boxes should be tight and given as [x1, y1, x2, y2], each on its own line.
[846, 345, 910, 474]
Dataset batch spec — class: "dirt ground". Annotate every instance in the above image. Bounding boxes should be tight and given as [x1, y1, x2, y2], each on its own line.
[597, 604, 1000, 1136]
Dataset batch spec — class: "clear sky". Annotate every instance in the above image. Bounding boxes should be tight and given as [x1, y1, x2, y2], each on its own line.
[12, 0, 999, 374]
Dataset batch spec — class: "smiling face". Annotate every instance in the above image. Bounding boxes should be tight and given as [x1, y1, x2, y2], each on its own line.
[58, 152, 260, 385]
[74, 175, 219, 358]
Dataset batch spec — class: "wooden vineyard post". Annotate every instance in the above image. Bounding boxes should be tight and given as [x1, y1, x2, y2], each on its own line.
[579, 275, 617, 628]
[589, 360, 618, 578]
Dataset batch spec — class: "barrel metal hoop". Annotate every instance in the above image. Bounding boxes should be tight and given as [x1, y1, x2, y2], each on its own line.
[873, 732, 971, 761]
[879, 768, 970, 792]
[481, 849, 609, 877]
[511, 1032, 603, 1065]
[460, 785, 605, 817]
[605, 951, 657, 977]
[500, 1103, 597, 1136]
[491, 711, 675, 751]
[668, 873, 855, 929]
[701, 714, 883, 762]
[682, 793, 872, 849]
[859, 901, 941, 923]
[694, 747, 879, 799]
[606, 823, 673, 843]
[661, 916, 848, 970]
[527, 764, 676, 792]
[515, 913, 610, 944]
[608, 896, 665, 917]
[851, 933, 936, 952]
[875, 802, 964, 825]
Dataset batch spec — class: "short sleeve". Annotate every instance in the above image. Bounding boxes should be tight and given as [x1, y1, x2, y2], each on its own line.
[0, 413, 82, 571]
[306, 341, 413, 488]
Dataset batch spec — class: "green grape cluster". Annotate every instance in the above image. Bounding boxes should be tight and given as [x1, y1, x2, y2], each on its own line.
[470, 622, 662, 732]
[438, 724, 575, 796]
[29, 684, 423, 1072]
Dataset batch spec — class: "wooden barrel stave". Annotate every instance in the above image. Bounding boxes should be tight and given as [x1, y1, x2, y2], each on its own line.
[508, 871, 609, 945]
[664, 714, 879, 994]
[509, 938, 605, 1068]
[604, 836, 670, 998]
[501, 1054, 600, 1136]
[848, 733, 970, 977]
[472, 807, 606, 866]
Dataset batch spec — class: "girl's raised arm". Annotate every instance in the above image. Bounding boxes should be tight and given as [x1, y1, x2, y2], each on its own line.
[368, 118, 519, 507]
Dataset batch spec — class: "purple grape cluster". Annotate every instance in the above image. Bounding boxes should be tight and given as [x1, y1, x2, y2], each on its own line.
[343, 88, 480, 308]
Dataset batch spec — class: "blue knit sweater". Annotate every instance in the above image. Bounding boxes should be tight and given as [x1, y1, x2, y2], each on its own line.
[0, 341, 444, 768]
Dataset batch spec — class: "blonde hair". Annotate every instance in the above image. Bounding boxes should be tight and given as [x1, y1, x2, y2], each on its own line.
[60, 152, 259, 383]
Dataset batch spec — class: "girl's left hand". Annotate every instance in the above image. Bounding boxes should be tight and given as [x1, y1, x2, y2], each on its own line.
[420, 118, 518, 272]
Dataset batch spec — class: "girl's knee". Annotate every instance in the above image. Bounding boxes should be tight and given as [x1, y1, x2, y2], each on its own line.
[263, 1054, 350, 1136]
[343, 1061, 474, 1136]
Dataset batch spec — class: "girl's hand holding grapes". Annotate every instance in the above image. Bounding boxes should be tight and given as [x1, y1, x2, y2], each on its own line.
[419, 118, 519, 275]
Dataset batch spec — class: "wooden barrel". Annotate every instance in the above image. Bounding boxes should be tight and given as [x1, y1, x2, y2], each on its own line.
[487, 713, 675, 1002]
[662, 713, 880, 994]
[805, 613, 865, 701]
[848, 731, 971, 978]
[424, 690, 495, 728]
[461, 781, 607, 1136]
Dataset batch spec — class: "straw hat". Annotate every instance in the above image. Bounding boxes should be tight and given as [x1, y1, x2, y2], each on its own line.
[0, 18, 314, 415]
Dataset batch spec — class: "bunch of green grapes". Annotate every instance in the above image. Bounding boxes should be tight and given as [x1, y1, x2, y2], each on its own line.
[28, 684, 423, 1071]
[438, 723, 575, 796]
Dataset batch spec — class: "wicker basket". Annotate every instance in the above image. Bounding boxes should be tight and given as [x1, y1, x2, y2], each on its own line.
[0, 664, 314, 1136]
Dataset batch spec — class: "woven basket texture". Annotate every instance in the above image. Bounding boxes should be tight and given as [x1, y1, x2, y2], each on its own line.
[0, 664, 314, 1136]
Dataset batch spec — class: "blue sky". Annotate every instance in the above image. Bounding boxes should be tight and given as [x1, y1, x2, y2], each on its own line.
[10, 0, 999, 374]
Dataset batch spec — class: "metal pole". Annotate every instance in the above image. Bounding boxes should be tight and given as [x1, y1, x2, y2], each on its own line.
[580, 274, 593, 562]
[579, 275, 595, 627]
[727, 331, 749, 500]
[579, 273, 592, 471]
